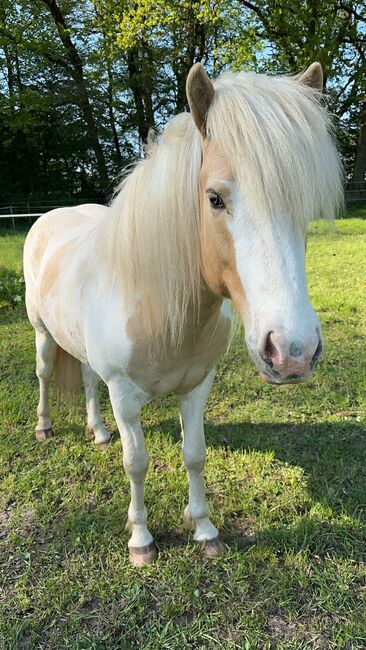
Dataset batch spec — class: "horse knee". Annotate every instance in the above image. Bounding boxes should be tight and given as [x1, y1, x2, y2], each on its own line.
[36, 359, 53, 381]
[123, 451, 149, 479]
[36, 341, 55, 380]
[183, 450, 205, 474]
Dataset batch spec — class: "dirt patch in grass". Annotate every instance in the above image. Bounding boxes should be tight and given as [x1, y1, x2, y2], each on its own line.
[0, 507, 12, 540]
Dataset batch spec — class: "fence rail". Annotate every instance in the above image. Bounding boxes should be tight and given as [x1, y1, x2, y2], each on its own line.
[345, 192, 366, 200]
[0, 213, 43, 218]
[0, 201, 106, 228]
[345, 180, 366, 201]
[0, 188, 365, 230]
[0, 213, 43, 228]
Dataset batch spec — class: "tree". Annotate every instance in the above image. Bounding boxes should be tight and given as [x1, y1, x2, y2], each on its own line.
[236, 0, 366, 178]
[0, 0, 113, 197]
[0, 0, 364, 199]
[39, 0, 109, 189]
[350, 97, 366, 194]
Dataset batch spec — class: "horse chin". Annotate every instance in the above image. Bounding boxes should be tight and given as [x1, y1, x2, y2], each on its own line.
[259, 370, 309, 385]
[260, 371, 278, 384]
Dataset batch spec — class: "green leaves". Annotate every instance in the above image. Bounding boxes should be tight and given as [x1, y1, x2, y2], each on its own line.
[0, 0, 364, 198]
[0, 269, 25, 308]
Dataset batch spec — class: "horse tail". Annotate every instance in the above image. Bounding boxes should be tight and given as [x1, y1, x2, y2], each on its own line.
[54, 345, 82, 401]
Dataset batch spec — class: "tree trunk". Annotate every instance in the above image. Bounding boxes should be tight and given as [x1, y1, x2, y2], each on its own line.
[106, 55, 122, 163]
[142, 46, 155, 130]
[14, 46, 23, 92]
[351, 96, 366, 196]
[172, 10, 206, 113]
[127, 47, 152, 144]
[3, 43, 15, 97]
[42, 0, 109, 190]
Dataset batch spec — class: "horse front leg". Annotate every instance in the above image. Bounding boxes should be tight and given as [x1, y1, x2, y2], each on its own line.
[108, 379, 157, 566]
[179, 368, 226, 557]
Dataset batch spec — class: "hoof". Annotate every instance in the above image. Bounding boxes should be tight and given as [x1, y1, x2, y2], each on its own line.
[95, 440, 109, 451]
[35, 428, 53, 441]
[183, 506, 195, 531]
[202, 536, 227, 558]
[84, 425, 94, 441]
[129, 542, 158, 567]
[86, 426, 111, 449]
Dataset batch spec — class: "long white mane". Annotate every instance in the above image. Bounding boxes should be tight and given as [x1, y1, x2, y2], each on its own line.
[103, 70, 343, 348]
[104, 113, 202, 349]
[208, 71, 343, 224]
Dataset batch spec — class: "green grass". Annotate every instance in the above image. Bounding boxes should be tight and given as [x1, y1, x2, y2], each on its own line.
[0, 215, 365, 649]
[0, 228, 25, 273]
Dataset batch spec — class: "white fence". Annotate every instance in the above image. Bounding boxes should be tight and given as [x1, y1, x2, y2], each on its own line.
[0, 185, 364, 229]
[0, 200, 105, 228]
[0, 213, 43, 227]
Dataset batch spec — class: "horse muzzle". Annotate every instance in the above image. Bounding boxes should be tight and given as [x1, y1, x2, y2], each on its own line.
[257, 329, 323, 384]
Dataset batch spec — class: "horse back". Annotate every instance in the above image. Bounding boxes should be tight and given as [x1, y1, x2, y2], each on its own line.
[24, 204, 109, 285]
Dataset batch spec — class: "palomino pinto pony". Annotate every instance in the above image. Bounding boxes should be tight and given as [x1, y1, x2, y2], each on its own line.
[24, 63, 343, 565]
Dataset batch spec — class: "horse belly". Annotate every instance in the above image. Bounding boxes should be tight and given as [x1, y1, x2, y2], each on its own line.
[147, 364, 212, 396]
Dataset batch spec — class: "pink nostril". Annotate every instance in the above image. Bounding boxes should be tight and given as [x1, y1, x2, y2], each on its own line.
[260, 330, 322, 381]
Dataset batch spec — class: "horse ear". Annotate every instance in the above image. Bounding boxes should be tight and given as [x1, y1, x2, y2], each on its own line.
[186, 63, 215, 136]
[298, 62, 323, 91]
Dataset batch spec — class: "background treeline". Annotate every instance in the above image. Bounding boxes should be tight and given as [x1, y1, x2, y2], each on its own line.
[0, 0, 365, 203]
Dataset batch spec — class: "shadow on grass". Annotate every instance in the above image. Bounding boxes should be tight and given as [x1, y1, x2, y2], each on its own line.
[0, 306, 27, 326]
[24, 481, 365, 565]
[254, 516, 365, 560]
[0, 223, 33, 237]
[155, 417, 366, 512]
[138, 416, 366, 560]
[12, 417, 363, 565]
[345, 200, 366, 219]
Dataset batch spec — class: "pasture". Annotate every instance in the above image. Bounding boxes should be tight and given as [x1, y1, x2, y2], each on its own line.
[0, 215, 365, 649]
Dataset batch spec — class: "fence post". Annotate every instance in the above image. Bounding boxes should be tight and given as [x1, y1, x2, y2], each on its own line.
[10, 204, 15, 229]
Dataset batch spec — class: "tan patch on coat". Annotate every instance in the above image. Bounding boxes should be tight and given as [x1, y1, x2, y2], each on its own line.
[39, 241, 74, 299]
[199, 141, 247, 316]
[29, 228, 51, 267]
[126, 292, 231, 395]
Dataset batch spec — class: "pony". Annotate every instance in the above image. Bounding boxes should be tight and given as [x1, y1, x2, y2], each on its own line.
[23, 62, 343, 565]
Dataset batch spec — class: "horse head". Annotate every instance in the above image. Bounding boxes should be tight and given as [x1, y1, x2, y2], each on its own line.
[187, 62, 341, 384]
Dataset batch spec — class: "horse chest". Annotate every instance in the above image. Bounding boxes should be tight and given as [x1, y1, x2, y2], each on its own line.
[132, 360, 210, 396]
[126, 303, 231, 396]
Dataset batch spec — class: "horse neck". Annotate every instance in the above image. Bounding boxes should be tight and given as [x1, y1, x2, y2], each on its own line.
[182, 277, 224, 338]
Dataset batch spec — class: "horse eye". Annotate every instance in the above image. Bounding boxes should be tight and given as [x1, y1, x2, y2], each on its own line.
[208, 192, 225, 210]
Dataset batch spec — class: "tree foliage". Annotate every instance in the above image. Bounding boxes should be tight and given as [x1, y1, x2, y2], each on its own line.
[0, 0, 364, 201]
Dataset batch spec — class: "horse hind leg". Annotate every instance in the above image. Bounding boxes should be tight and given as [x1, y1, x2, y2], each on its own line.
[35, 327, 56, 440]
[81, 363, 111, 449]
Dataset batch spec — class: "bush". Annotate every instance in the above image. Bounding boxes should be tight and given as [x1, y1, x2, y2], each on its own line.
[0, 269, 25, 308]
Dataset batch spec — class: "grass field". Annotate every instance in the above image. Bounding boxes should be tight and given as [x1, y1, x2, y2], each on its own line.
[0, 214, 365, 649]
